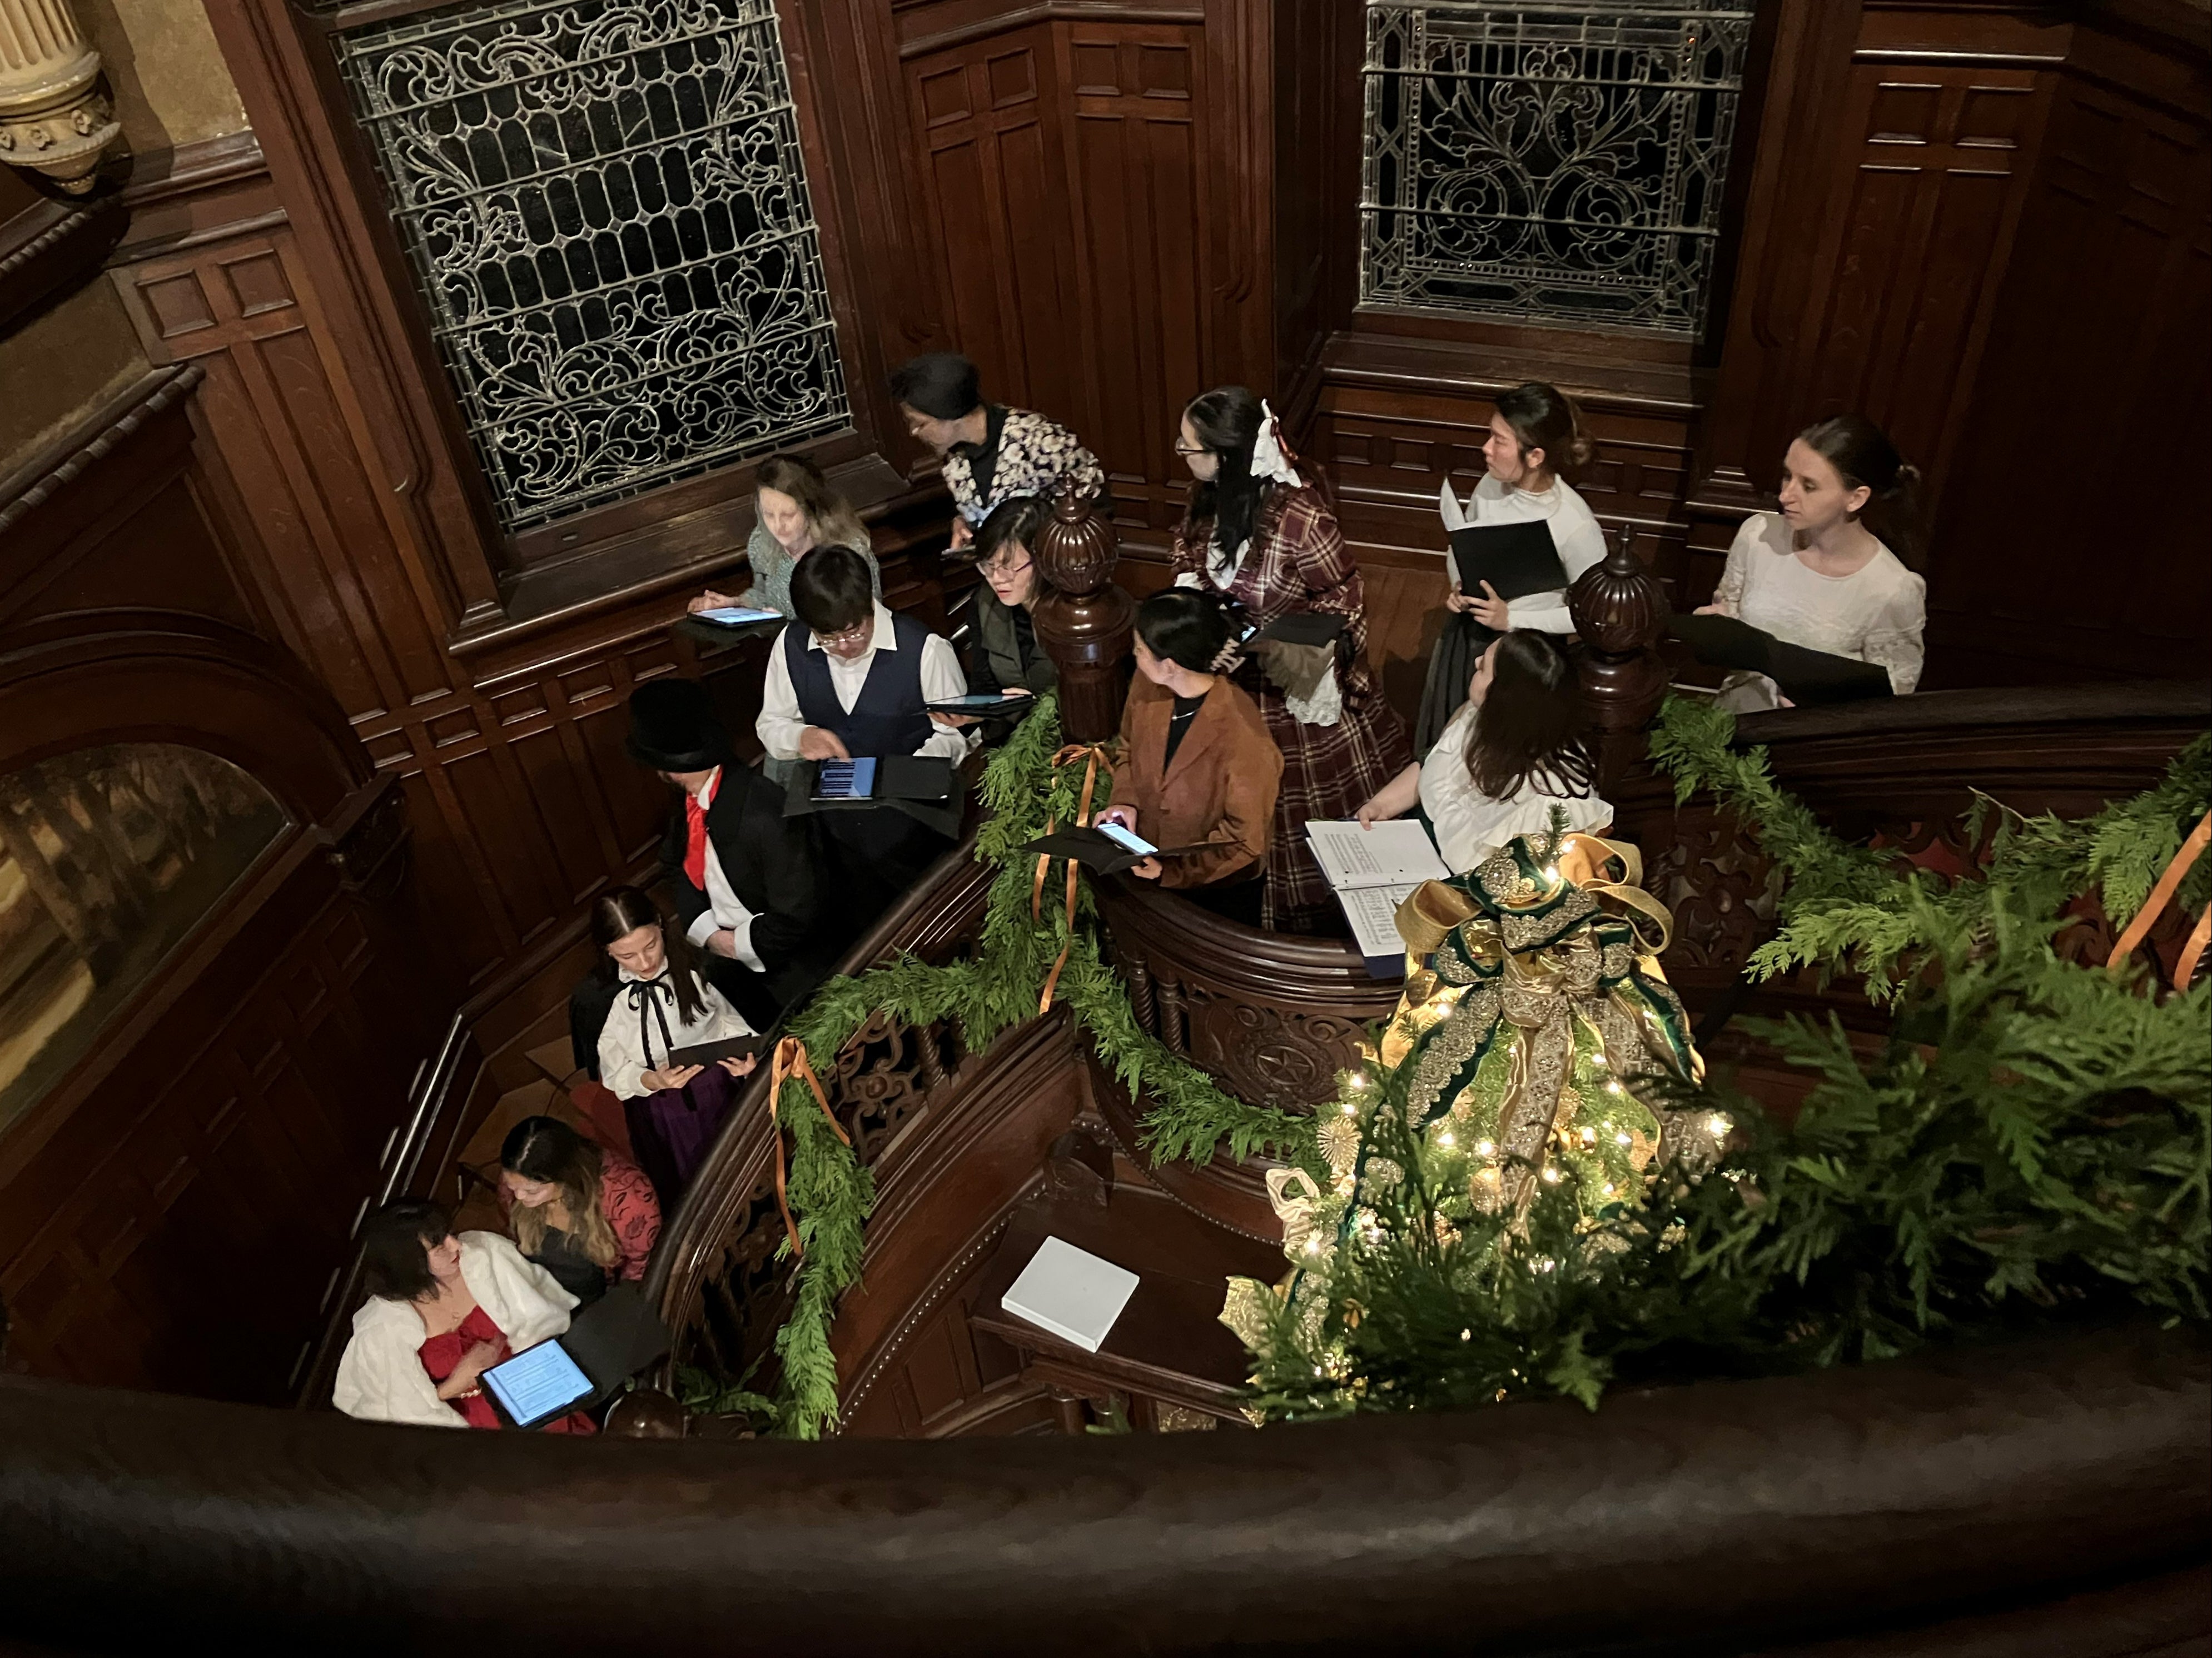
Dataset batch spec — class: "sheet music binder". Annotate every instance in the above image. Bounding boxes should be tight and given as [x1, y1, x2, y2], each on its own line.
[1667, 613, 1893, 705]
[1448, 519, 1568, 601]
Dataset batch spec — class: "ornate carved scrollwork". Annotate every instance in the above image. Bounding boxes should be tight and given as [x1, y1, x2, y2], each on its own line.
[0, 0, 121, 195]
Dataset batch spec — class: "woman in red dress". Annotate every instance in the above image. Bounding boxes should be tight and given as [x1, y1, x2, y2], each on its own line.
[332, 1200, 596, 1433]
[1171, 386, 1413, 930]
[498, 1116, 662, 1308]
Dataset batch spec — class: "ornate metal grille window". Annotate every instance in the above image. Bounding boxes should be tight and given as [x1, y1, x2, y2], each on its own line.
[332, 0, 848, 530]
[1361, 2, 1753, 335]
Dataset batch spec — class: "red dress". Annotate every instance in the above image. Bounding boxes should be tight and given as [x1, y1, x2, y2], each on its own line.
[417, 1306, 597, 1434]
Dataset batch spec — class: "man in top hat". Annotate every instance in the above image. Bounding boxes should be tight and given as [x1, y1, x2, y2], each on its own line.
[623, 678, 838, 1030]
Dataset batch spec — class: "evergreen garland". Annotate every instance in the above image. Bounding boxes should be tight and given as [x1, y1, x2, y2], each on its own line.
[1647, 695, 2212, 999]
[752, 695, 1308, 1438]
[1240, 704, 2211, 1420]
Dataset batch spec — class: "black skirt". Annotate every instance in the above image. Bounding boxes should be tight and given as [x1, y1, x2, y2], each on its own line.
[1414, 611, 1499, 755]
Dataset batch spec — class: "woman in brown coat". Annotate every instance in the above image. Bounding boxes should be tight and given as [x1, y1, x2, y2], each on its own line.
[1096, 590, 1283, 928]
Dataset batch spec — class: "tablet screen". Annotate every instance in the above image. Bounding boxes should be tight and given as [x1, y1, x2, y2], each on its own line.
[482, 1340, 593, 1426]
[695, 605, 783, 626]
[1097, 822, 1157, 857]
[813, 758, 878, 801]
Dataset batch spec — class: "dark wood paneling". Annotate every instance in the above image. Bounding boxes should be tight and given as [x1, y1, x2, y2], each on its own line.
[1923, 16, 2212, 685]
[0, 371, 439, 1402]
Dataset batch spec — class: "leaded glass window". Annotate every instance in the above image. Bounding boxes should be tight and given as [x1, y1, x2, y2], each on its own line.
[332, 0, 849, 531]
[1361, 2, 1753, 335]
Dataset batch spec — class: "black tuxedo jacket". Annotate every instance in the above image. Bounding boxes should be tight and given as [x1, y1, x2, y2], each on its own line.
[659, 765, 838, 1004]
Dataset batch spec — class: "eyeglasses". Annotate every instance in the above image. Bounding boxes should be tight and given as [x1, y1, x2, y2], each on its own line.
[1173, 441, 1209, 457]
[981, 555, 1034, 580]
[818, 620, 873, 650]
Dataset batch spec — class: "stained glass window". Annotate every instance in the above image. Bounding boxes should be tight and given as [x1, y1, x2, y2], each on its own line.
[1361, 2, 1753, 335]
[333, 0, 849, 530]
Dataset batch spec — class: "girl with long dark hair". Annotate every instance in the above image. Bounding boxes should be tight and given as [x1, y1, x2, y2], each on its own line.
[1698, 414, 1926, 711]
[498, 1116, 661, 1307]
[1418, 381, 1607, 749]
[1358, 632, 1609, 873]
[1171, 386, 1412, 930]
[590, 885, 757, 1206]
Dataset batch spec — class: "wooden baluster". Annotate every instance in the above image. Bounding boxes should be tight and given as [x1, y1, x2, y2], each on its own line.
[1155, 977, 1189, 1054]
[1568, 523, 1671, 794]
[1032, 484, 1136, 744]
[914, 1023, 948, 1092]
[1125, 952, 1157, 1035]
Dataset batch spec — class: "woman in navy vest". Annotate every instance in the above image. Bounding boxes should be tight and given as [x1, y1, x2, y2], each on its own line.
[757, 544, 972, 908]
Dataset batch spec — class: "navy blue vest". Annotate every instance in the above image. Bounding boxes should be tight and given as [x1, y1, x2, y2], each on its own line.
[783, 609, 934, 758]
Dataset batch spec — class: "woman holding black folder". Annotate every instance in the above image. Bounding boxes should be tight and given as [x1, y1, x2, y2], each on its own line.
[1696, 415, 1926, 713]
[1418, 382, 1608, 751]
[1169, 386, 1410, 931]
[589, 887, 759, 1207]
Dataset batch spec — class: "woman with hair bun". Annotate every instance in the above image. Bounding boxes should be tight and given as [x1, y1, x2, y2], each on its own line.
[1095, 589, 1283, 928]
[1359, 631, 1609, 873]
[1419, 382, 1608, 750]
[1699, 414, 1927, 711]
[1170, 385, 1412, 931]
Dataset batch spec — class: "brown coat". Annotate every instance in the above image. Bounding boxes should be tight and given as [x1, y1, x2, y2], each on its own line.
[1106, 673, 1283, 889]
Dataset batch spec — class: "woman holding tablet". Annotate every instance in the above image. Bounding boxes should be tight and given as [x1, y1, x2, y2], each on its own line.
[965, 495, 1057, 699]
[1418, 382, 1607, 750]
[590, 886, 759, 1207]
[687, 454, 881, 620]
[1697, 414, 1926, 713]
[1095, 590, 1283, 927]
[333, 1199, 595, 1432]
[1358, 631, 1609, 873]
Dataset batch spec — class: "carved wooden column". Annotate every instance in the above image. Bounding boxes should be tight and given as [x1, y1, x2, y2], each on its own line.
[1568, 525, 1671, 793]
[0, 0, 121, 193]
[1031, 486, 1136, 744]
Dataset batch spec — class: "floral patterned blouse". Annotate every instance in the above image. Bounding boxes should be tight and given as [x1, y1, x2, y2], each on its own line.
[942, 406, 1106, 526]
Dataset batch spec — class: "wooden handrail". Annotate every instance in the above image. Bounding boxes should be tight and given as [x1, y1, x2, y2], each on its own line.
[1, 1321, 2201, 1652]
[644, 832, 997, 1388]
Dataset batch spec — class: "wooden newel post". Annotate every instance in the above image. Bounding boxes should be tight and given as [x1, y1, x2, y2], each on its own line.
[1568, 524, 1671, 792]
[1032, 485, 1136, 744]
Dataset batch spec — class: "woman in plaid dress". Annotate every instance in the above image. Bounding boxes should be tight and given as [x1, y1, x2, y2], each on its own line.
[1172, 386, 1413, 931]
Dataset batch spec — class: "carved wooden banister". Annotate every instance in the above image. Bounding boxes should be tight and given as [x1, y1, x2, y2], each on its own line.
[1568, 522, 1671, 793]
[644, 833, 998, 1393]
[1095, 882, 1401, 1113]
[1031, 485, 1135, 743]
[1, 1322, 2201, 1651]
[1613, 680, 2212, 1023]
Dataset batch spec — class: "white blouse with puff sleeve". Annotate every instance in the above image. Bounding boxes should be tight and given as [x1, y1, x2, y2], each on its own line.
[597, 966, 752, 1102]
[1710, 511, 1926, 711]
[1438, 473, 1609, 635]
[332, 1232, 576, 1429]
[1418, 701, 1614, 874]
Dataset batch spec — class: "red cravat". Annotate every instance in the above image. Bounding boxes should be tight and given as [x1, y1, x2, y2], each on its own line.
[683, 769, 717, 890]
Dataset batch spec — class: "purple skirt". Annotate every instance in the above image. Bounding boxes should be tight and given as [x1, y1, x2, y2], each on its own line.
[623, 1061, 740, 1211]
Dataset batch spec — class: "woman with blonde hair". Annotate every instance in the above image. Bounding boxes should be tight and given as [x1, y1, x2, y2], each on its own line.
[689, 453, 881, 619]
[498, 1116, 661, 1308]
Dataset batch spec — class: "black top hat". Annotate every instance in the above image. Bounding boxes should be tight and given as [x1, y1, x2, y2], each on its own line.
[624, 679, 733, 773]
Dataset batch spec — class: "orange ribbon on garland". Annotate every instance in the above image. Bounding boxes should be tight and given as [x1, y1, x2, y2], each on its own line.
[765, 1035, 851, 1261]
[1032, 743, 1114, 1013]
[2105, 810, 2211, 994]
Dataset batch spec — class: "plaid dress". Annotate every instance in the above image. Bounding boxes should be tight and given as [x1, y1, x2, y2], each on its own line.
[1175, 484, 1413, 931]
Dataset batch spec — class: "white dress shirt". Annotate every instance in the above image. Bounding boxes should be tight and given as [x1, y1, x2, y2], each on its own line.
[597, 964, 753, 1101]
[757, 600, 973, 764]
[1438, 474, 1609, 634]
[1709, 512, 1926, 711]
[1419, 701, 1614, 873]
[680, 766, 765, 972]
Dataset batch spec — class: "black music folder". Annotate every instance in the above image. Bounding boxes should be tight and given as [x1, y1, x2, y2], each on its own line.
[665, 1033, 767, 1068]
[1023, 827, 1218, 878]
[1667, 612, 1893, 705]
[1449, 519, 1568, 601]
[1245, 611, 1345, 648]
